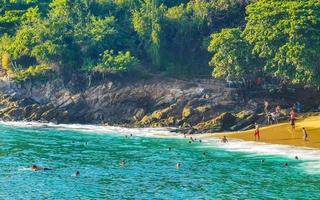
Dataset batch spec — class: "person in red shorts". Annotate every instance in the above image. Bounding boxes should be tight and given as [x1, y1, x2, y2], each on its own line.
[290, 109, 296, 130]
[254, 123, 260, 141]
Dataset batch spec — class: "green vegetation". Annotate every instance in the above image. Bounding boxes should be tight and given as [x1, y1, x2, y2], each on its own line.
[14, 64, 50, 81]
[209, 0, 320, 86]
[0, 0, 319, 87]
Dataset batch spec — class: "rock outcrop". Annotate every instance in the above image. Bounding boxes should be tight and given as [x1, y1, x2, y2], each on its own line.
[0, 75, 315, 133]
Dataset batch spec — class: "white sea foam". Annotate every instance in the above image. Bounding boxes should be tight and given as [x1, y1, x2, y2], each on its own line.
[1, 120, 320, 174]
[201, 138, 320, 174]
[0, 121, 179, 138]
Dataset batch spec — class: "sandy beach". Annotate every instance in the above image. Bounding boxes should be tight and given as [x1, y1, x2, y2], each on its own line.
[200, 115, 320, 149]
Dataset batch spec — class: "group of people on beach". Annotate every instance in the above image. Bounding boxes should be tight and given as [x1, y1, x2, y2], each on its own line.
[259, 101, 309, 141]
[265, 102, 282, 125]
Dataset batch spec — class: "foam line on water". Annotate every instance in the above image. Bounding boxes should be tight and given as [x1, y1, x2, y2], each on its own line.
[0, 121, 180, 138]
[201, 138, 320, 174]
[1, 120, 320, 174]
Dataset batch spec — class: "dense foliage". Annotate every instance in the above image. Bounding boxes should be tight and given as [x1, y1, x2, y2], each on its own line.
[209, 0, 320, 86]
[0, 0, 319, 87]
[0, 0, 247, 80]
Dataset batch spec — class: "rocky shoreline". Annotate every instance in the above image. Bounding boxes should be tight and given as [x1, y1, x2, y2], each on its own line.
[0, 75, 318, 134]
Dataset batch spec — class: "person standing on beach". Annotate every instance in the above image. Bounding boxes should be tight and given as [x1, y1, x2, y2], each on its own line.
[290, 109, 296, 131]
[254, 123, 260, 141]
[302, 127, 308, 141]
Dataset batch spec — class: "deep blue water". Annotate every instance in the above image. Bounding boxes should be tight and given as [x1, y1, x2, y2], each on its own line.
[0, 124, 319, 199]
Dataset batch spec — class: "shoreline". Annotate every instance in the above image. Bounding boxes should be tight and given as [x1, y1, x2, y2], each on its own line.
[197, 116, 320, 149]
[2, 119, 320, 174]
[1, 118, 320, 151]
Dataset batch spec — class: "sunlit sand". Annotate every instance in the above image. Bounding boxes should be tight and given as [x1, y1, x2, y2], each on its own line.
[202, 115, 320, 149]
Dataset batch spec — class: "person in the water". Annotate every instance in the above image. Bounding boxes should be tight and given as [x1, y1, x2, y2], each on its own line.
[221, 136, 228, 143]
[284, 163, 289, 167]
[168, 147, 172, 151]
[31, 165, 53, 171]
[75, 171, 80, 176]
[295, 156, 299, 160]
[176, 162, 181, 169]
[120, 159, 126, 166]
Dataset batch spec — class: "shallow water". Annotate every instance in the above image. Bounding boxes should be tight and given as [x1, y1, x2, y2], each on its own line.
[0, 124, 319, 199]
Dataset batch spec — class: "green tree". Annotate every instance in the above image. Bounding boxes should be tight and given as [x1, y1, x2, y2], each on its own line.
[208, 28, 258, 80]
[243, 0, 320, 86]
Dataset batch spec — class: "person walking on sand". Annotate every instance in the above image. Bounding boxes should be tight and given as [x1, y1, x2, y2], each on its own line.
[254, 123, 260, 141]
[302, 127, 308, 141]
[290, 109, 296, 131]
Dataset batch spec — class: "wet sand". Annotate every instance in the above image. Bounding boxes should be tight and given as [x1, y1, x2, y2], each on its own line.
[201, 115, 320, 149]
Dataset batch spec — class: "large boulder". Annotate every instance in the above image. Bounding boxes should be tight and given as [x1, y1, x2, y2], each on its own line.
[195, 112, 236, 132]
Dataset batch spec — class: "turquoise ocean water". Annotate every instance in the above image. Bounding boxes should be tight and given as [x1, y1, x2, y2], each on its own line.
[0, 123, 319, 199]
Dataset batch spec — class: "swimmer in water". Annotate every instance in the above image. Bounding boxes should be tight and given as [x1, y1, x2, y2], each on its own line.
[176, 162, 181, 169]
[168, 147, 172, 151]
[31, 165, 42, 171]
[31, 165, 53, 171]
[75, 171, 80, 176]
[221, 136, 228, 143]
[188, 141, 192, 144]
[261, 159, 265, 163]
[120, 159, 126, 166]
[295, 156, 299, 160]
[284, 163, 289, 167]
[203, 152, 206, 156]
[199, 139, 202, 143]
[130, 134, 133, 137]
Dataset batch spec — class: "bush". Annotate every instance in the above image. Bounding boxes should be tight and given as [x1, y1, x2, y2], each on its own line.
[14, 64, 50, 81]
[88, 50, 139, 74]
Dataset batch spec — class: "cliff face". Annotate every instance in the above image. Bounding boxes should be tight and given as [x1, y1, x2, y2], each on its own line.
[0, 76, 317, 133]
